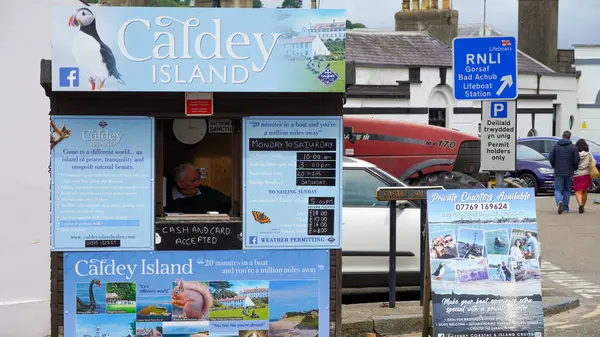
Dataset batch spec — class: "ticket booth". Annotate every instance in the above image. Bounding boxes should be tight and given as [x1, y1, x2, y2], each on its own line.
[45, 5, 347, 337]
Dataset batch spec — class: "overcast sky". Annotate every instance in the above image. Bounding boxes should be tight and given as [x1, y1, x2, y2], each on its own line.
[262, 0, 599, 48]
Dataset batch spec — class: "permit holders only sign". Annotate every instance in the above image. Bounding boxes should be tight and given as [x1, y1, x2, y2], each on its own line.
[453, 36, 518, 101]
[481, 101, 517, 171]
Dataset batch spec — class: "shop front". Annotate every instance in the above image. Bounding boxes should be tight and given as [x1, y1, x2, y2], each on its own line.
[44, 5, 346, 337]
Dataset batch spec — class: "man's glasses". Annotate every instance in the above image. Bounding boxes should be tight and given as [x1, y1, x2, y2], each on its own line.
[444, 238, 453, 243]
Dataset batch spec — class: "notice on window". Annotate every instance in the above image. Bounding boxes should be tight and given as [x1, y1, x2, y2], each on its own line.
[242, 117, 342, 249]
[50, 116, 155, 251]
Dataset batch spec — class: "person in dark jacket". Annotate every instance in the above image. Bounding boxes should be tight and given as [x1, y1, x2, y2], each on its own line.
[165, 163, 231, 214]
[549, 131, 580, 214]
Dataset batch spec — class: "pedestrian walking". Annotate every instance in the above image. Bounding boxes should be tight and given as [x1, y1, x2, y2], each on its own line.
[573, 139, 595, 213]
[549, 131, 580, 214]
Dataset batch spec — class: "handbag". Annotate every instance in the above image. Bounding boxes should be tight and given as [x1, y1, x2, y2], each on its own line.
[590, 154, 600, 180]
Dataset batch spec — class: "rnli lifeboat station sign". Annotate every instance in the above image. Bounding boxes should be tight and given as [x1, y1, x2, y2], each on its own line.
[51, 6, 346, 92]
[452, 36, 518, 101]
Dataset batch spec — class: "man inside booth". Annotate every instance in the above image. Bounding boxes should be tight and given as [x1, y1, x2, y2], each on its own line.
[165, 163, 231, 214]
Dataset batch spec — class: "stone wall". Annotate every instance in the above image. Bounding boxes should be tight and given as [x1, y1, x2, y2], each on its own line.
[518, 0, 559, 71]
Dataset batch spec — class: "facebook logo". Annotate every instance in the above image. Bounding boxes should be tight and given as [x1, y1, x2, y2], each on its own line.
[59, 67, 79, 88]
[249, 236, 258, 245]
[490, 102, 508, 118]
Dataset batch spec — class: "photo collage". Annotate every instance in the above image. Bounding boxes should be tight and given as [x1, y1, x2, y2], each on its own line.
[74, 279, 320, 337]
[429, 225, 541, 287]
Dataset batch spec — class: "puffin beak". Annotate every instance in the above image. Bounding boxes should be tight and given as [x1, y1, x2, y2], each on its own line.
[68, 15, 78, 27]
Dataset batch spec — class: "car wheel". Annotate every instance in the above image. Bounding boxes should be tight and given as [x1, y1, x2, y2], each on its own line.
[589, 178, 600, 193]
[519, 173, 538, 195]
[412, 171, 486, 189]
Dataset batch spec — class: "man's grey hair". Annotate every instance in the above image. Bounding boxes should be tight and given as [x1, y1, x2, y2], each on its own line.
[173, 163, 196, 182]
[562, 130, 571, 139]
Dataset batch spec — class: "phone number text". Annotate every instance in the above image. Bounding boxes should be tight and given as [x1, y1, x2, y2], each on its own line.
[455, 202, 509, 211]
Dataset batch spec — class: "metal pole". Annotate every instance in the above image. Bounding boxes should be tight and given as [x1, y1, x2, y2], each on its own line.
[389, 200, 397, 308]
[419, 199, 427, 306]
[483, 0, 487, 36]
[496, 171, 505, 188]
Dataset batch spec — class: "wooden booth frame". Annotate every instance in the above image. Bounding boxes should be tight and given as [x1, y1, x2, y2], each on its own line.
[42, 59, 350, 337]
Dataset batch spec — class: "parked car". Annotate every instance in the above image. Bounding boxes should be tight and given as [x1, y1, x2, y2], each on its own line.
[507, 145, 554, 195]
[342, 156, 422, 288]
[518, 136, 600, 193]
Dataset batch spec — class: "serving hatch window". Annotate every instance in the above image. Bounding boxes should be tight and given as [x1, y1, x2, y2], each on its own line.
[158, 118, 241, 218]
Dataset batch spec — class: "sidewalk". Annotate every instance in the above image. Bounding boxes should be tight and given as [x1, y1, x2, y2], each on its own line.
[341, 289, 580, 337]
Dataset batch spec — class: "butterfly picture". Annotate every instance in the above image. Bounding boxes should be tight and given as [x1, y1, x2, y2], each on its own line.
[252, 210, 272, 224]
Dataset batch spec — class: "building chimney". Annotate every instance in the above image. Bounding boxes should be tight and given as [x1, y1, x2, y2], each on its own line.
[518, 0, 559, 71]
[395, 0, 458, 46]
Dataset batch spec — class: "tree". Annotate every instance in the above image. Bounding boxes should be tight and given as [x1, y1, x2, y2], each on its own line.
[209, 281, 237, 299]
[346, 20, 366, 29]
[148, 0, 191, 6]
[253, 0, 263, 7]
[129, 319, 136, 336]
[280, 0, 302, 8]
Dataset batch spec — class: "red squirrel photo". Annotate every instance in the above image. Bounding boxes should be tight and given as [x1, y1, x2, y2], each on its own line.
[171, 279, 213, 320]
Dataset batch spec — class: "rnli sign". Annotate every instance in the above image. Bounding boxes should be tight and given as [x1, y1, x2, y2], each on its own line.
[52, 6, 346, 92]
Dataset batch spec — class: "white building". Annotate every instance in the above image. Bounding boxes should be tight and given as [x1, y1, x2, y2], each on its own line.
[239, 287, 268, 298]
[344, 29, 579, 138]
[300, 19, 346, 41]
[574, 44, 600, 140]
[282, 36, 331, 59]
[218, 295, 255, 308]
[0, 0, 87, 336]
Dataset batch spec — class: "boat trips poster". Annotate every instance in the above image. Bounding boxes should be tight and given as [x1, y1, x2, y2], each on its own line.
[426, 188, 544, 337]
[64, 250, 329, 337]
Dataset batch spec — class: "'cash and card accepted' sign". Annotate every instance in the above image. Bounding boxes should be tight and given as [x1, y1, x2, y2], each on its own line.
[52, 6, 346, 92]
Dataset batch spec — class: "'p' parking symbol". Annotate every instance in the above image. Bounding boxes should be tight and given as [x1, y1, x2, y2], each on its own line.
[491, 102, 508, 118]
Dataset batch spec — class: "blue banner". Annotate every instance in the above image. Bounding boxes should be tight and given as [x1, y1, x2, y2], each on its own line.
[51, 116, 155, 251]
[63, 250, 330, 337]
[52, 6, 346, 92]
[427, 188, 544, 336]
[242, 117, 343, 249]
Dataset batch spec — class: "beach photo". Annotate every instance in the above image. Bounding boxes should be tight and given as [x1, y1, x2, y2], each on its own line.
[458, 227, 485, 259]
[106, 282, 137, 314]
[453, 258, 489, 283]
[136, 321, 163, 337]
[209, 280, 269, 321]
[162, 321, 209, 337]
[239, 330, 268, 337]
[76, 313, 136, 337]
[136, 293, 173, 322]
[487, 255, 512, 282]
[510, 228, 540, 260]
[76, 279, 106, 315]
[171, 280, 213, 321]
[269, 280, 319, 337]
[484, 229, 510, 255]
[430, 260, 456, 282]
[430, 229, 459, 259]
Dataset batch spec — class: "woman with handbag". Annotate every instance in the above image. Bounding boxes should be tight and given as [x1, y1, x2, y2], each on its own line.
[574, 139, 599, 213]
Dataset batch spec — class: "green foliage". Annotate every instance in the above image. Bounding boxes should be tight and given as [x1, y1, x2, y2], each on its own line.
[253, 0, 263, 7]
[209, 281, 237, 300]
[252, 297, 269, 306]
[346, 20, 366, 29]
[106, 282, 136, 301]
[297, 314, 319, 329]
[129, 319, 136, 335]
[324, 40, 346, 60]
[148, 0, 191, 6]
[280, 0, 302, 8]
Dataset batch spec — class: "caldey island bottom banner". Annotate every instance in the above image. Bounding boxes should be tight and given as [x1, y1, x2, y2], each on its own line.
[427, 188, 544, 337]
[64, 250, 329, 337]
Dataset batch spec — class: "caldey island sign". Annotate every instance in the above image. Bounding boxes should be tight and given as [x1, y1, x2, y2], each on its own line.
[52, 6, 346, 92]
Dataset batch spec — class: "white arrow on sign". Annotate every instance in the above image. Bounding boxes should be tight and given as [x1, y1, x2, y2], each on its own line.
[496, 75, 514, 96]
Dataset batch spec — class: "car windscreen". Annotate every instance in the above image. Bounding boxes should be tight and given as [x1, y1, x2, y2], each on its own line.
[517, 144, 546, 161]
[372, 167, 409, 187]
[586, 140, 600, 154]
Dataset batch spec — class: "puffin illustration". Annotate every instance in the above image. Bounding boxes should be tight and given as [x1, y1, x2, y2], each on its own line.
[432, 262, 445, 280]
[68, 8, 125, 90]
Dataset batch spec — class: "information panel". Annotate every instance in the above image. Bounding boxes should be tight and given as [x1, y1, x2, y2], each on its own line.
[242, 117, 343, 249]
[427, 188, 544, 337]
[50, 116, 155, 251]
[63, 250, 330, 337]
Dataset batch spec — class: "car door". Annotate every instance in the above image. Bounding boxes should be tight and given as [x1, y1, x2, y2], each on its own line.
[341, 168, 421, 275]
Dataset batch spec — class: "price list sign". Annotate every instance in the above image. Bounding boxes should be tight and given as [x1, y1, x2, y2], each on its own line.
[243, 117, 343, 249]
